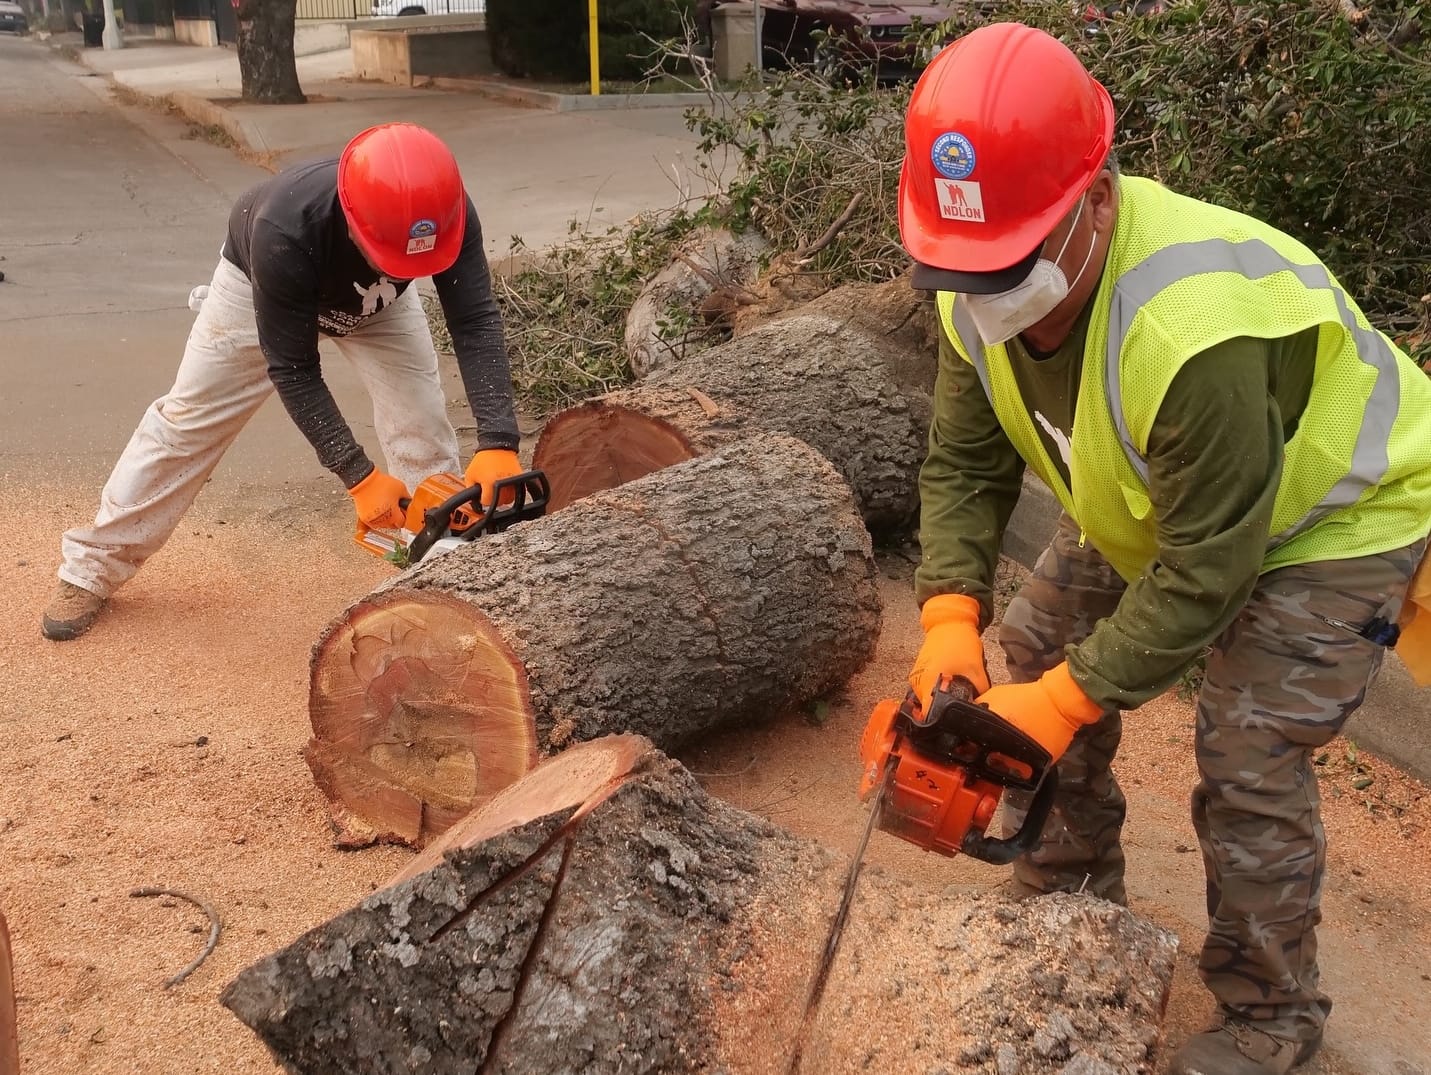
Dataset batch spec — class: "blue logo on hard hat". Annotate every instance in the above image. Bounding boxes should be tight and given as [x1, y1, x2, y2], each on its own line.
[931, 132, 976, 180]
[409, 219, 437, 238]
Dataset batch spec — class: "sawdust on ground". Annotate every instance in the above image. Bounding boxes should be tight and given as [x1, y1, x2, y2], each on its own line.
[2, 497, 1429, 1074]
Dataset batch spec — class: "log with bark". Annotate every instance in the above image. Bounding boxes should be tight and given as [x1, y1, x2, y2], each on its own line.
[224, 736, 1179, 1075]
[306, 433, 882, 848]
[1, 909, 17, 1075]
[624, 226, 770, 378]
[533, 312, 932, 535]
[736, 269, 942, 366]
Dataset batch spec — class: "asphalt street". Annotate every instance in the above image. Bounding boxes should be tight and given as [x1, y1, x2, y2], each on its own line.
[0, 34, 395, 514]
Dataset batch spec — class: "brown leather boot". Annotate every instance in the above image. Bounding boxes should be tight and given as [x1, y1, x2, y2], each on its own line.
[41, 581, 107, 641]
[1169, 1021, 1321, 1075]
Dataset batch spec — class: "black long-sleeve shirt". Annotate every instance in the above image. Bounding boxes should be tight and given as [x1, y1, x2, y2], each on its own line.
[224, 158, 520, 488]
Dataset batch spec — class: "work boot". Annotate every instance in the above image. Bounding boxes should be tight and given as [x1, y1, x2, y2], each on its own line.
[41, 581, 107, 641]
[1169, 1021, 1321, 1075]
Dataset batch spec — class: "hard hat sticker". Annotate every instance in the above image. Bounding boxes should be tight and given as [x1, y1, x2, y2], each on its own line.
[935, 178, 985, 223]
[407, 218, 438, 255]
[931, 132, 976, 180]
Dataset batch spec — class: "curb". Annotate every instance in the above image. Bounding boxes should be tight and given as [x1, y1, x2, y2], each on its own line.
[428, 75, 757, 113]
[999, 475, 1430, 783]
[38, 34, 267, 156]
[167, 90, 267, 155]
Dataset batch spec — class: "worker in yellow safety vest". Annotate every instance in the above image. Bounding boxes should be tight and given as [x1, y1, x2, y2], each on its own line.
[895, 22, 1431, 1075]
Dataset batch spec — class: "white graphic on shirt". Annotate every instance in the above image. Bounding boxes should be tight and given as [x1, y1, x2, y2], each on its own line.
[1034, 410, 1073, 470]
[354, 276, 398, 316]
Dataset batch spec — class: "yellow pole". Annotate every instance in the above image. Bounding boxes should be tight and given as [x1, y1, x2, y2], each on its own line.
[588, 0, 600, 96]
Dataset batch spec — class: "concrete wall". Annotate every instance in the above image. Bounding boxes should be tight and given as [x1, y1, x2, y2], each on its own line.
[173, 15, 216, 46]
[294, 19, 351, 55]
[351, 21, 492, 86]
[169, 15, 347, 53]
[352, 26, 413, 82]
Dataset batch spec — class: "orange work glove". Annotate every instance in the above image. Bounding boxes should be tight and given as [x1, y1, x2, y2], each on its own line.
[348, 468, 409, 530]
[909, 593, 991, 712]
[464, 448, 523, 509]
[975, 661, 1105, 764]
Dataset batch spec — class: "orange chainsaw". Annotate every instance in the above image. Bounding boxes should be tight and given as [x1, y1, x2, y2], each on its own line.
[858, 673, 1058, 864]
[353, 469, 550, 566]
[784, 676, 1061, 1073]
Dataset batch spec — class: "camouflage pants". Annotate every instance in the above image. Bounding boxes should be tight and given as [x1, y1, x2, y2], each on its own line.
[998, 516, 1426, 1043]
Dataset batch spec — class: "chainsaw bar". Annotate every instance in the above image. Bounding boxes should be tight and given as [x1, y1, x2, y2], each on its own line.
[784, 756, 897, 1075]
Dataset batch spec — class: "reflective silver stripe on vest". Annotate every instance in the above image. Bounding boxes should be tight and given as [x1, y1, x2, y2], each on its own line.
[951, 297, 995, 402]
[1106, 237, 1401, 544]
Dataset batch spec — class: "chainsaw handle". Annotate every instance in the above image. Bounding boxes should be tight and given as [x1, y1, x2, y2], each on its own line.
[406, 471, 551, 566]
[909, 674, 978, 726]
[405, 484, 487, 564]
[457, 471, 551, 544]
[960, 768, 1059, 865]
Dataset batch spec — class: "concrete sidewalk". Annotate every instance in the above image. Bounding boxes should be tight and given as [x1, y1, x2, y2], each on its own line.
[47, 33, 716, 258]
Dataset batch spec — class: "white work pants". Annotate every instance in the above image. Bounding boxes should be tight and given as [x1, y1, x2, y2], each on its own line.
[59, 257, 460, 598]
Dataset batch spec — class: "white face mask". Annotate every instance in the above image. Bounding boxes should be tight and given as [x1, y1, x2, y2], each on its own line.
[962, 196, 1097, 347]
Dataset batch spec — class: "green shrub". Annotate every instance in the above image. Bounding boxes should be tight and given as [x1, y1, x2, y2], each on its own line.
[1073, 0, 1431, 358]
[686, 65, 909, 285]
[486, 0, 697, 81]
[470, 0, 1431, 412]
[429, 211, 702, 414]
[688, 0, 1431, 361]
[485, 0, 587, 79]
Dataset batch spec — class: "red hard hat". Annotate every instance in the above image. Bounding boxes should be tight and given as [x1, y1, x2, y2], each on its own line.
[898, 23, 1114, 293]
[338, 123, 467, 279]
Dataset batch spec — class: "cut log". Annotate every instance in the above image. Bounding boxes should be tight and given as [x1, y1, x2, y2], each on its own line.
[224, 736, 1180, 1075]
[306, 433, 881, 847]
[305, 591, 540, 848]
[743, 270, 942, 365]
[624, 226, 770, 378]
[533, 312, 931, 535]
[1, 910, 17, 1075]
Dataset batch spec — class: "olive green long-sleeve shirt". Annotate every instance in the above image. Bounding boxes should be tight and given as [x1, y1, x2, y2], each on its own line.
[915, 314, 1317, 709]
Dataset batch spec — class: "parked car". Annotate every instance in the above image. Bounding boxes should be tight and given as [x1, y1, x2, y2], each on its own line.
[371, 0, 484, 17]
[0, 0, 28, 33]
[745, 0, 957, 82]
[1082, 0, 1167, 35]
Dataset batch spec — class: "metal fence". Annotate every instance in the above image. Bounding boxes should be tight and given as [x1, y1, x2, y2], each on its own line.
[296, 0, 372, 19]
[298, 0, 487, 18]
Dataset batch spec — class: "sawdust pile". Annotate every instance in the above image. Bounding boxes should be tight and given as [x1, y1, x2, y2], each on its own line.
[3, 497, 1429, 1075]
[717, 854, 1176, 1075]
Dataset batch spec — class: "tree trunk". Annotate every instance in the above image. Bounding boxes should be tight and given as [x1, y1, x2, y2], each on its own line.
[306, 433, 882, 847]
[223, 736, 1179, 1075]
[533, 312, 930, 535]
[236, 0, 305, 104]
[0, 910, 17, 1075]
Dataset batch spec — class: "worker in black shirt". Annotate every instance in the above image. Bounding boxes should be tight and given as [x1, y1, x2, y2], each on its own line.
[43, 122, 523, 641]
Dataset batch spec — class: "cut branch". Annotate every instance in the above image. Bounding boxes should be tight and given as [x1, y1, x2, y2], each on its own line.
[129, 887, 222, 988]
[796, 192, 865, 262]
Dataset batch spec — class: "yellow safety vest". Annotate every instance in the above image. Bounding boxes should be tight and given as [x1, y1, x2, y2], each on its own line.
[937, 176, 1431, 581]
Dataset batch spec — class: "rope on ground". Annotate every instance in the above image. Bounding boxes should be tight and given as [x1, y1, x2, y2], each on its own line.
[129, 886, 222, 988]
